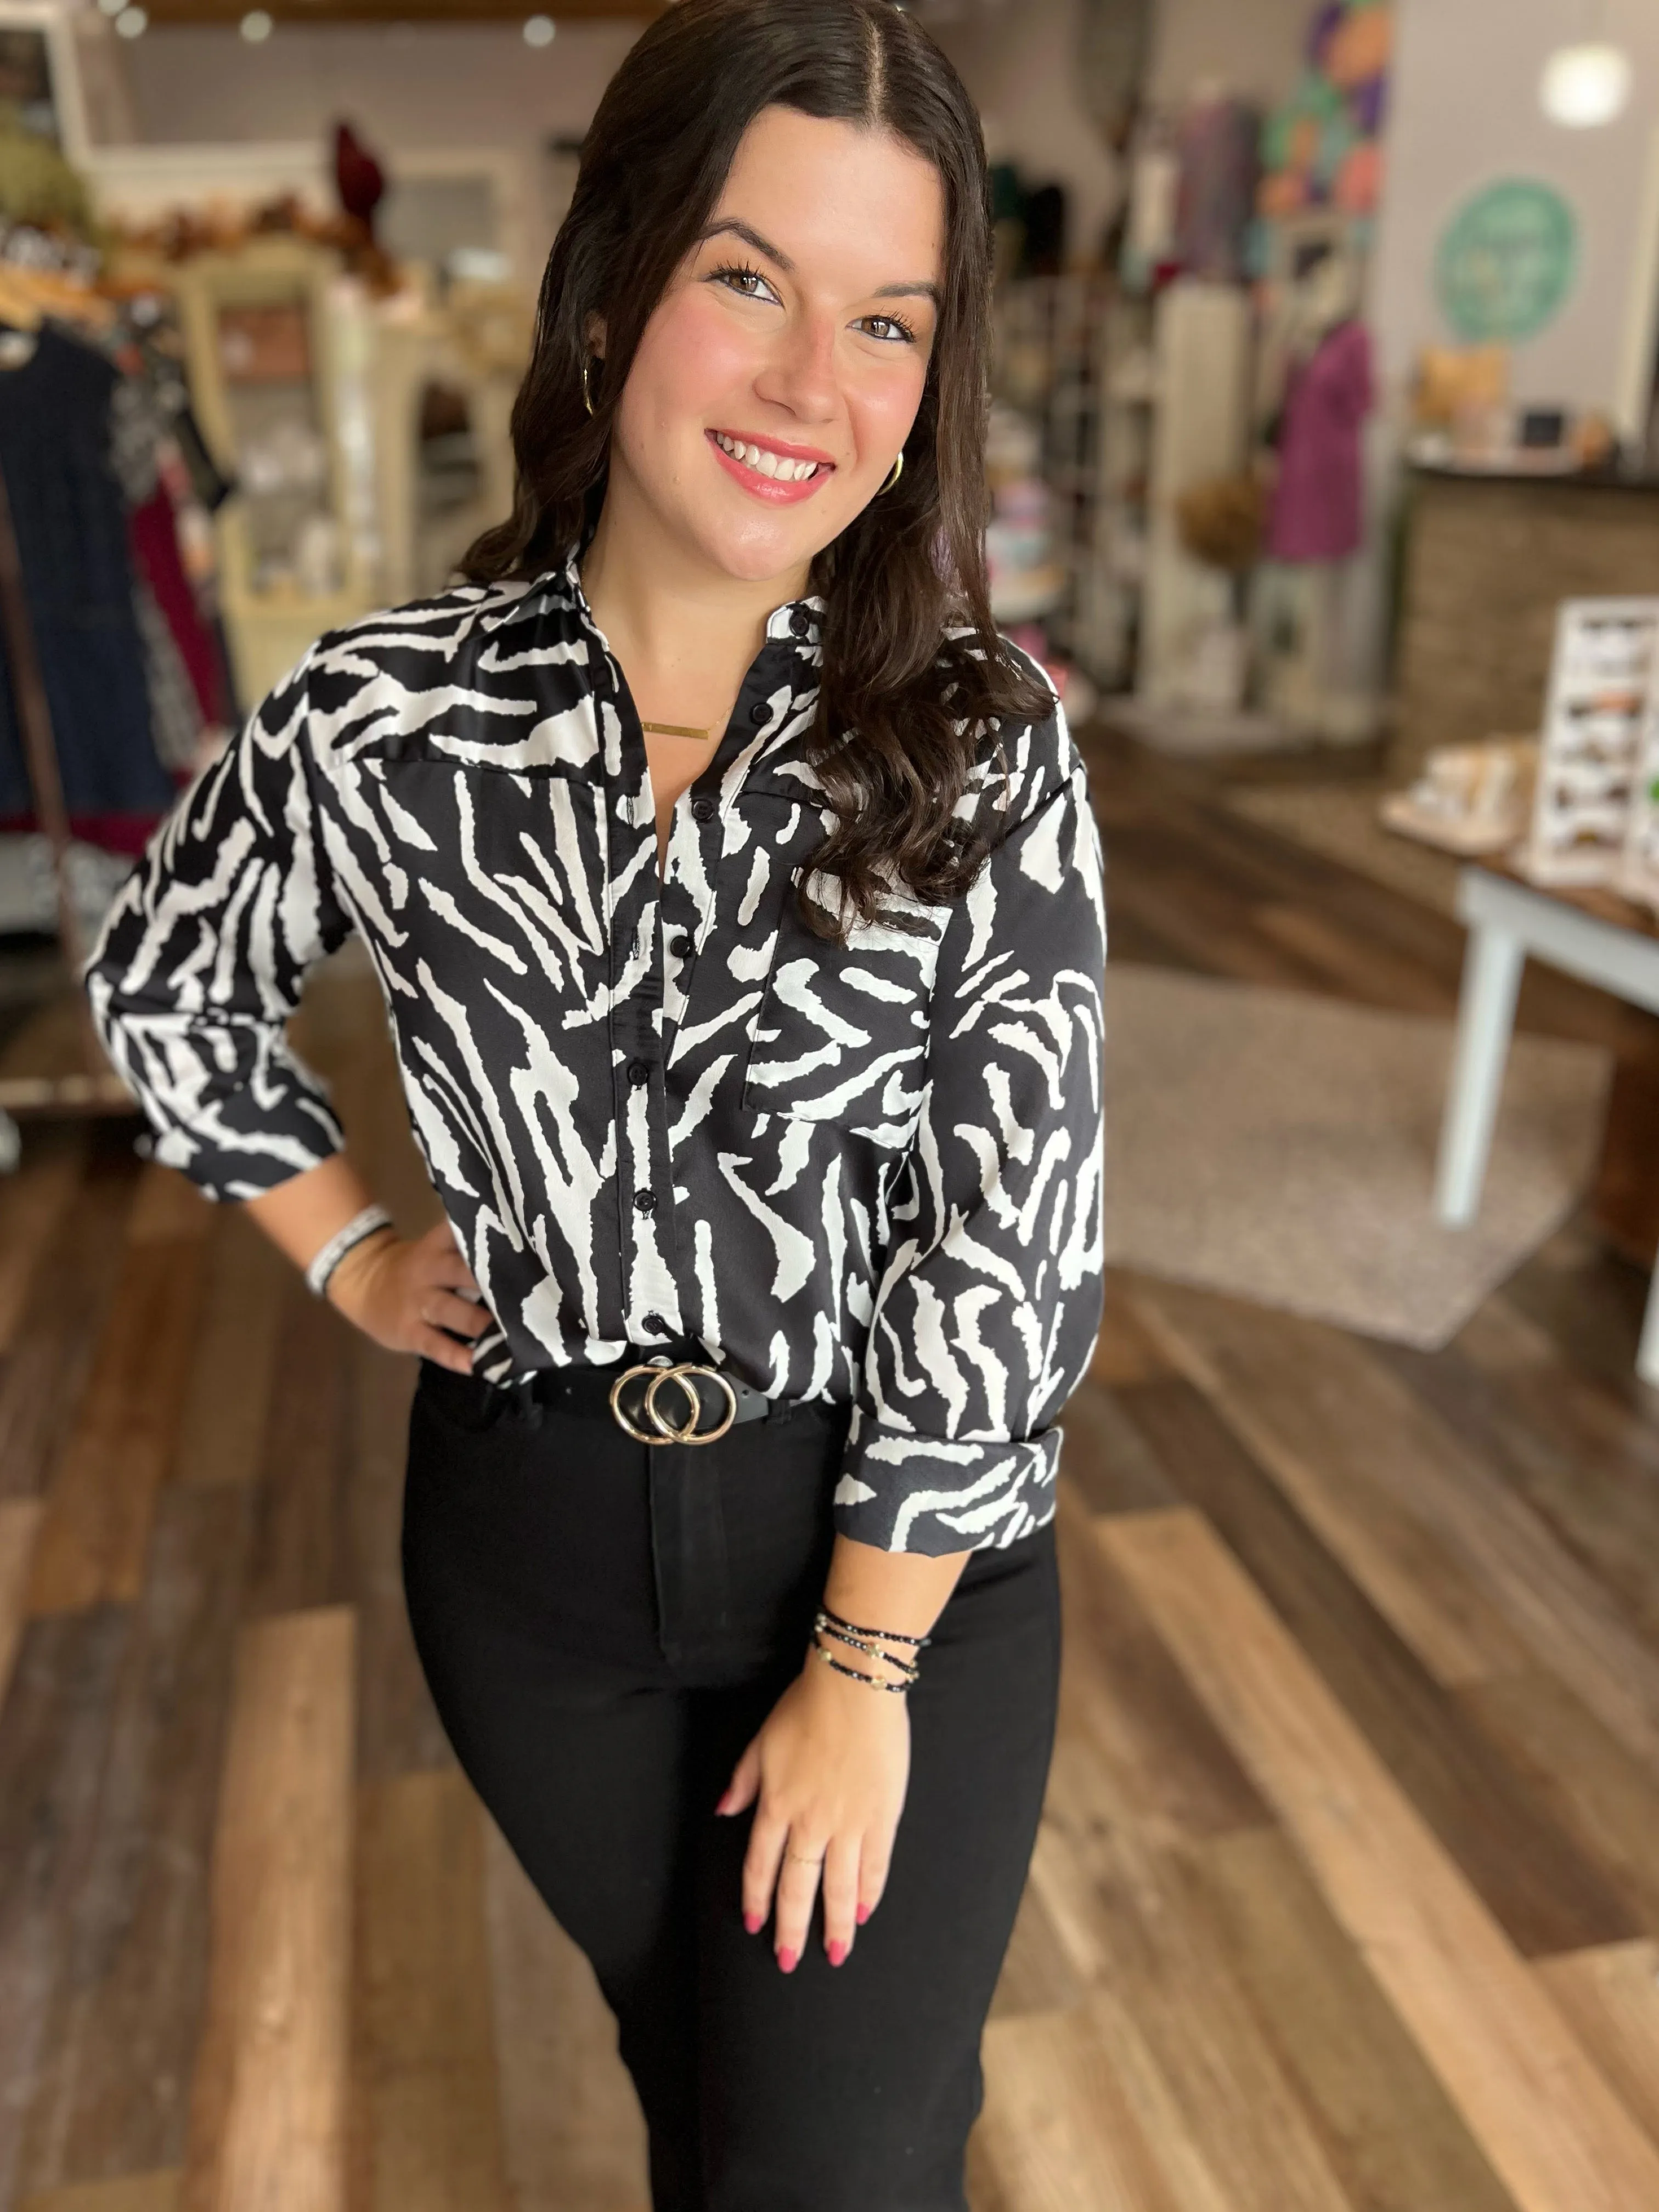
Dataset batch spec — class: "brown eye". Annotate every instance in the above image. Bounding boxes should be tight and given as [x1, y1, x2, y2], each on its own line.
[860, 314, 918, 345]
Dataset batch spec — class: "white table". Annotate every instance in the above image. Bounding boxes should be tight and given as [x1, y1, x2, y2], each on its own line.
[1435, 863, 1659, 1387]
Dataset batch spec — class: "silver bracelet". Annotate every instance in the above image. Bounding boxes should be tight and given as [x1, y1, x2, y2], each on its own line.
[305, 1204, 394, 1300]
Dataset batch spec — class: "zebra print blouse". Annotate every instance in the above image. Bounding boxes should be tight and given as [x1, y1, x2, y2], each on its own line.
[82, 548, 1108, 1556]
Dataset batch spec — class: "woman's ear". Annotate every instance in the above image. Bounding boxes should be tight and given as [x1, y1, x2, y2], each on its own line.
[584, 311, 607, 362]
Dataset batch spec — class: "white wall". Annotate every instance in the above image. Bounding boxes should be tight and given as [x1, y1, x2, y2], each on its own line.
[935, 0, 1311, 268]
[116, 20, 639, 149]
[103, 20, 646, 281]
[1148, 0, 1310, 108]
[1368, 0, 1659, 428]
[933, 0, 1121, 266]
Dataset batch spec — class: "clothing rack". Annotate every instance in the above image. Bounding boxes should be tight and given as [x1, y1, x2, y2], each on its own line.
[0, 274, 149, 1157]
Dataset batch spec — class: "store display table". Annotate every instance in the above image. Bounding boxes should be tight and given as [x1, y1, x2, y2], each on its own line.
[1435, 861, 1659, 1384]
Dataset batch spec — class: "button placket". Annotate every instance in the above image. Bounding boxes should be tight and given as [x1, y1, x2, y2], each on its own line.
[592, 632, 683, 1342]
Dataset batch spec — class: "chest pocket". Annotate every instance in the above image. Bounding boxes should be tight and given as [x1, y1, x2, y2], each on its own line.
[345, 742, 611, 991]
[740, 865, 953, 1147]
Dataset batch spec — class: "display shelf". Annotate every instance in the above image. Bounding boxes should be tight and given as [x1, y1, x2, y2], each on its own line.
[991, 273, 1251, 700]
[991, 271, 1153, 690]
[1519, 598, 1659, 891]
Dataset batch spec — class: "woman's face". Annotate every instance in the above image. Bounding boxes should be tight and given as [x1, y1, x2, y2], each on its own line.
[602, 104, 946, 586]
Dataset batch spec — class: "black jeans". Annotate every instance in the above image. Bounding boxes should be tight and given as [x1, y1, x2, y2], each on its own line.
[400, 1356, 1062, 2212]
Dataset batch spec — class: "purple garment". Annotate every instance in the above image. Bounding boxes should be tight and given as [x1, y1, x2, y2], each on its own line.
[1267, 319, 1374, 563]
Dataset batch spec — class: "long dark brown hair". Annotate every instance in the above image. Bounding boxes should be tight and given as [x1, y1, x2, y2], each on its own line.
[461, 0, 1052, 936]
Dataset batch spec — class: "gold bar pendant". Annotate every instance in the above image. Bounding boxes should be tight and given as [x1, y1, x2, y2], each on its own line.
[640, 720, 713, 741]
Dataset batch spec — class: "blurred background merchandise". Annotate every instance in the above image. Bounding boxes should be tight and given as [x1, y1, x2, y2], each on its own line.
[7, 8, 1659, 2206]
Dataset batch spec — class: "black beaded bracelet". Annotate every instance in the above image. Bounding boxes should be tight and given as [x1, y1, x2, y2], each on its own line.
[818, 1602, 931, 1649]
[812, 1637, 912, 1692]
[814, 1617, 919, 1680]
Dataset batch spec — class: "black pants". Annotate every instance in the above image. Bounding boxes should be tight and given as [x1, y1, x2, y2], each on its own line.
[400, 1356, 1062, 2212]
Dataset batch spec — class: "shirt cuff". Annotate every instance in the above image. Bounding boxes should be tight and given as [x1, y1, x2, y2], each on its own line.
[830, 1411, 1062, 1555]
[149, 1102, 346, 1204]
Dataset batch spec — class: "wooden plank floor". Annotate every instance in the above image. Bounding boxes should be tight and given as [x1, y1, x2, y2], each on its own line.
[4, 731, 1659, 2210]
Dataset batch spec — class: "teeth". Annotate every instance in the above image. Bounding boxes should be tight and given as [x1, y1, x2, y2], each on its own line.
[714, 432, 820, 483]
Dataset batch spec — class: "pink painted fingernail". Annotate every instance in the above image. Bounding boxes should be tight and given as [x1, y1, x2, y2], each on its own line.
[856, 1903, 871, 1925]
[777, 1947, 798, 1973]
[827, 1939, 848, 1967]
[743, 1910, 763, 1935]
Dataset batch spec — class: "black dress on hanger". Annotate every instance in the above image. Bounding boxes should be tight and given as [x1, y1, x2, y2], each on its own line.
[0, 322, 174, 837]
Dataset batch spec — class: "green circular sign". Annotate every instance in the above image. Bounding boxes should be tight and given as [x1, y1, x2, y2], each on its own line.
[1435, 179, 1578, 343]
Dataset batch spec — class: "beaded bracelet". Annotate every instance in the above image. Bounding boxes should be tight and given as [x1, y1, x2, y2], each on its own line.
[818, 1619, 924, 1681]
[813, 1615, 920, 1682]
[812, 1636, 912, 1693]
[810, 1607, 925, 1693]
[818, 1603, 931, 1650]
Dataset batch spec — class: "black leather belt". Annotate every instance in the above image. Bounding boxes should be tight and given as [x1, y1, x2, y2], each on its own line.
[512, 1355, 792, 1443]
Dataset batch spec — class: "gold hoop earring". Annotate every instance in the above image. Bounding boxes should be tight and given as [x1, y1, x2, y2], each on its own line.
[581, 357, 597, 417]
[879, 449, 904, 495]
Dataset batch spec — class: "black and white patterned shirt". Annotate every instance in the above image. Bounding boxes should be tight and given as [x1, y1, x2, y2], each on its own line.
[82, 548, 1107, 1555]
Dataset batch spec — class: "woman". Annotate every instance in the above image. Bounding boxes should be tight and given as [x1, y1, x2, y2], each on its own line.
[83, 1, 1107, 2203]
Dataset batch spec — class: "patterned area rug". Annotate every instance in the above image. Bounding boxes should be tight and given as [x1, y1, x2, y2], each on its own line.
[1222, 780, 1464, 917]
[1102, 963, 1611, 1348]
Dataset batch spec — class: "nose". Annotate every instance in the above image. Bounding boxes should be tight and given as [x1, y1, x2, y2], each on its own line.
[752, 308, 839, 426]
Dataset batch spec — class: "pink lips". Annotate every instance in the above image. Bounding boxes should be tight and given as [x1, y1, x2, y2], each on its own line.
[706, 430, 835, 506]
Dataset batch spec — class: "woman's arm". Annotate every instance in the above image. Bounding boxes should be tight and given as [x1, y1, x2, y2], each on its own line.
[714, 1535, 970, 1980]
[244, 1154, 490, 1373]
[822, 1532, 969, 1650]
[83, 646, 494, 1370]
[718, 691, 1108, 1978]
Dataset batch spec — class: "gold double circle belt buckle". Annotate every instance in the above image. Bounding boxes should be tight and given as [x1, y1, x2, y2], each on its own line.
[608, 1361, 738, 1446]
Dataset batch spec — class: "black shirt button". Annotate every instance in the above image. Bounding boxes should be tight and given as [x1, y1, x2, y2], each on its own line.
[642, 1311, 668, 1334]
[789, 604, 813, 638]
[667, 929, 690, 955]
[627, 1058, 651, 1086]
[748, 700, 769, 725]
[634, 1189, 658, 1215]
[692, 795, 717, 822]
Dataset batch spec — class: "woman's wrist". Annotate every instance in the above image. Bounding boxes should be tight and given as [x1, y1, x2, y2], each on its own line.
[320, 1221, 399, 1308]
[304, 1202, 396, 1299]
[806, 1606, 926, 1694]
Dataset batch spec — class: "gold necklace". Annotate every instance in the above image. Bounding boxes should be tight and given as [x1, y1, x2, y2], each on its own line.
[640, 720, 716, 741]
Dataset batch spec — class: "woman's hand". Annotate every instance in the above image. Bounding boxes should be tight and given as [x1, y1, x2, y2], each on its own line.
[715, 1646, 911, 1972]
[325, 1217, 493, 1373]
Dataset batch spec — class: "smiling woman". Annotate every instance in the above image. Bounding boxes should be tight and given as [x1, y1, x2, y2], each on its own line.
[81, 3, 1107, 2205]
[465, 0, 1055, 930]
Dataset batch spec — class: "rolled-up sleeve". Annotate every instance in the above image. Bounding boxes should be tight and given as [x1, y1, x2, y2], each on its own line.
[81, 645, 356, 1202]
[832, 714, 1108, 1554]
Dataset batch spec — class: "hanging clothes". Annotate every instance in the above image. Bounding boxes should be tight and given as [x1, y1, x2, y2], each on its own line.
[1175, 97, 1261, 283]
[0, 323, 175, 832]
[1266, 318, 1375, 564]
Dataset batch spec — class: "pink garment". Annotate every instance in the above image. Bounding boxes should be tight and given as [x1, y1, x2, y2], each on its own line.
[1267, 319, 1374, 563]
[129, 486, 228, 727]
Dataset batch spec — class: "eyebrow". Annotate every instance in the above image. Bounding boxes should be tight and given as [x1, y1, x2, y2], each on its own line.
[697, 216, 941, 306]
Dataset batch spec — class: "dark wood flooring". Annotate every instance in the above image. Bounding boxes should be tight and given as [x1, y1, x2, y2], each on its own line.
[2, 729, 1658, 2211]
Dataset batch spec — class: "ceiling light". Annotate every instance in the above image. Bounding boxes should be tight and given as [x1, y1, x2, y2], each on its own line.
[523, 14, 556, 46]
[115, 5, 148, 35]
[1541, 42, 1632, 127]
[241, 8, 274, 40]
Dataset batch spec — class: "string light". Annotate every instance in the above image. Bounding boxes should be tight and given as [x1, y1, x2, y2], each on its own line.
[241, 9, 274, 41]
[523, 15, 556, 46]
[114, 5, 148, 35]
